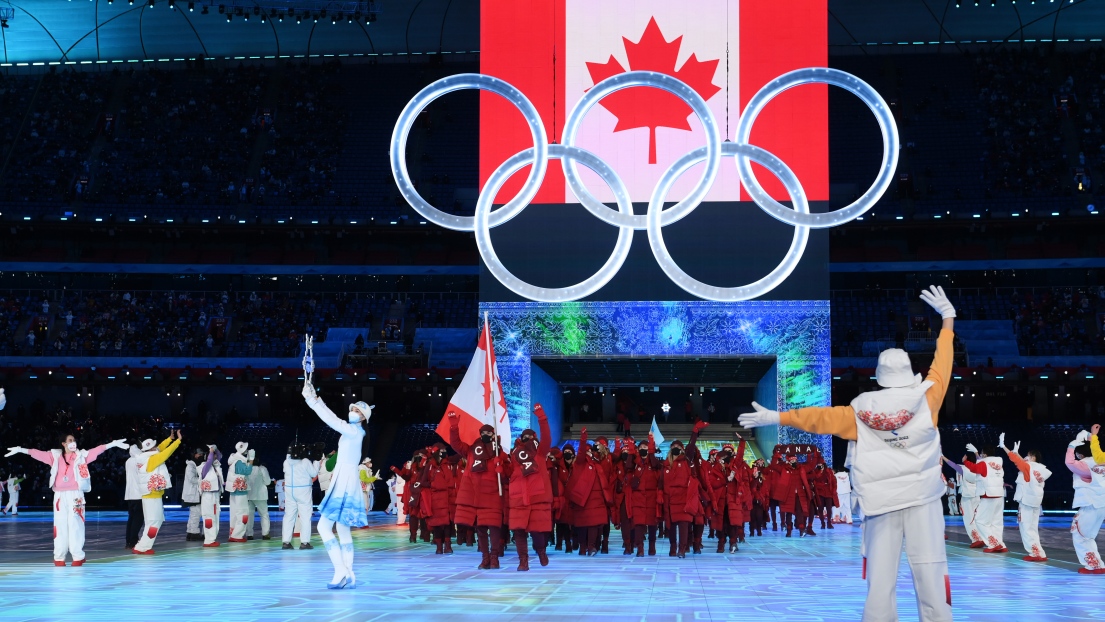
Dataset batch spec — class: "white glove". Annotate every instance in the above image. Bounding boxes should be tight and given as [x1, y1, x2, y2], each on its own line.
[0, 387, 6, 410]
[107, 438, 129, 450]
[727, 471, 735, 482]
[965, 443, 978, 454]
[1076, 430, 1091, 444]
[301, 382, 319, 404]
[919, 285, 956, 319]
[247, 449, 256, 462]
[738, 402, 780, 428]
[997, 433, 1006, 450]
[1012, 441, 1020, 455]
[4, 446, 27, 458]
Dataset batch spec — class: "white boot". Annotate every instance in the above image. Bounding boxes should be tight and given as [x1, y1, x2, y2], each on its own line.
[323, 539, 349, 589]
[341, 542, 356, 588]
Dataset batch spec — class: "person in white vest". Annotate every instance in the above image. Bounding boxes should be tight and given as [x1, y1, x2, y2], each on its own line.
[944, 476, 959, 516]
[123, 444, 144, 548]
[359, 457, 379, 517]
[282, 444, 320, 550]
[199, 445, 225, 547]
[133, 431, 182, 554]
[3, 473, 24, 516]
[942, 452, 983, 547]
[1065, 428, 1105, 574]
[246, 456, 273, 540]
[740, 285, 956, 622]
[5, 433, 128, 566]
[225, 442, 253, 542]
[302, 382, 371, 589]
[997, 434, 1050, 562]
[182, 446, 206, 541]
[831, 470, 853, 524]
[392, 470, 408, 525]
[960, 443, 1007, 553]
[275, 478, 286, 511]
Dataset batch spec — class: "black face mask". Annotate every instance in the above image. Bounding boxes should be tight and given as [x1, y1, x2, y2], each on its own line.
[413, 456, 424, 465]
[670, 447, 683, 457]
[522, 436, 535, 444]
[437, 452, 447, 460]
[481, 434, 494, 444]
[563, 454, 575, 462]
[638, 450, 648, 458]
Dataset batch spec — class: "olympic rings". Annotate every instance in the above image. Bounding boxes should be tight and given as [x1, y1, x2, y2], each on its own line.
[476, 144, 634, 303]
[390, 68, 899, 302]
[647, 142, 809, 301]
[390, 74, 548, 232]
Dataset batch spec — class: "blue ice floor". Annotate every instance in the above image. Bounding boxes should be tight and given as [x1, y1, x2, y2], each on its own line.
[0, 509, 1102, 621]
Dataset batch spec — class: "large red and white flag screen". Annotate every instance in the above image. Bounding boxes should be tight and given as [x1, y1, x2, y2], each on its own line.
[436, 320, 512, 446]
[480, 0, 827, 205]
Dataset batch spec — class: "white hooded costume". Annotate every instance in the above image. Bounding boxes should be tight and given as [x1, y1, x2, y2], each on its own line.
[198, 446, 225, 545]
[282, 452, 320, 547]
[740, 285, 956, 622]
[225, 442, 253, 541]
[182, 451, 204, 537]
[246, 462, 272, 539]
[1007, 447, 1050, 560]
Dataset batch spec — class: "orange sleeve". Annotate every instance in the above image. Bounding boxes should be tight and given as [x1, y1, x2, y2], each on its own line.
[924, 329, 955, 425]
[779, 406, 858, 441]
[1007, 451, 1030, 482]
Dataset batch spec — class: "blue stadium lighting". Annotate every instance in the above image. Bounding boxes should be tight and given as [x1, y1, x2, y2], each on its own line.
[350, 220, 357, 224]
[95, 218, 102, 222]
[895, 216, 903, 220]
[277, 220, 285, 223]
[201, 219, 209, 223]
[1051, 212, 1060, 216]
[311, 220, 319, 224]
[972, 214, 980, 218]
[22, 216, 29, 220]
[933, 215, 941, 219]
[238, 220, 246, 224]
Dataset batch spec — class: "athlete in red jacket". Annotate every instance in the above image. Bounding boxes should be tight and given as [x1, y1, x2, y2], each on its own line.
[448, 413, 508, 570]
[507, 404, 554, 571]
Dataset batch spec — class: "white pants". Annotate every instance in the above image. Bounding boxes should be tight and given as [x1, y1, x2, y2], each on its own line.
[975, 497, 1005, 549]
[52, 490, 87, 562]
[1018, 503, 1045, 559]
[283, 487, 313, 545]
[186, 504, 202, 534]
[947, 494, 959, 516]
[1072, 505, 1105, 571]
[960, 495, 981, 543]
[4, 491, 18, 514]
[277, 491, 286, 510]
[229, 494, 250, 540]
[833, 493, 853, 523]
[201, 491, 221, 545]
[134, 498, 165, 552]
[862, 499, 951, 622]
[246, 500, 270, 537]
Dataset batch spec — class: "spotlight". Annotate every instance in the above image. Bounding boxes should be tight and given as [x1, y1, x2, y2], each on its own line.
[149, 1, 155, 8]
[331, 14, 337, 24]
[188, 1, 193, 10]
[296, 15, 301, 23]
[243, 11, 248, 21]
[277, 13, 283, 21]
[168, 0, 175, 8]
[260, 13, 265, 23]
[227, 13, 231, 22]
[347, 14, 353, 24]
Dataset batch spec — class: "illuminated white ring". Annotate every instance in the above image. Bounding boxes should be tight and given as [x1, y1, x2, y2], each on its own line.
[735, 67, 898, 229]
[647, 141, 809, 301]
[476, 144, 634, 302]
[390, 74, 548, 232]
[561, 70, 722, 230]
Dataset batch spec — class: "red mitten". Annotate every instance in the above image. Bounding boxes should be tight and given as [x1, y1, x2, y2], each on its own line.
[693, 421, 710, 434]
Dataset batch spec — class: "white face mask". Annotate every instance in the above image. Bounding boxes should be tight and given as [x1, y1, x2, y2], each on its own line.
[66, 442, 77, 452]
[348, 410, 363, 423]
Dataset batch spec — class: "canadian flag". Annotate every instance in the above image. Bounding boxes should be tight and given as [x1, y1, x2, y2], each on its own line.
[481, 0, 827, 205]
[436, 314, 512, 447]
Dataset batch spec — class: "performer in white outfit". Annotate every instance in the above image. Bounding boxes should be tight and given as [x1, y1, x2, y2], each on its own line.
[246, 458, 273, 540]
[392, 471, 408, 524]
[133, 432, 182, 554]
[182, 447, 205, 541]
[943, 453, 983, 547]
[302, 382, 370, 589]
[831, 470, 853, 524]
[960, 443, 1007, 553]
[996, 434, 1050, 562]
[282, 445, 320, 550]
[6, 433, 128, 565]
[199, 445, 225, 547]
[945, 477, 959, 516]
[386, 474, 399, 515]
[3, 473, 24, 515]
[359, 458, 379, 516]
[225, 443, 253, 542]
[1065, 428, 1105, 574]
[740, 285, 956, 622]
[275, 479, 286, 511]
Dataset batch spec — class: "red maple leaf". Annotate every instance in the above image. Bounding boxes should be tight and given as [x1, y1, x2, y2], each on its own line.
[586, 17, 721, 164]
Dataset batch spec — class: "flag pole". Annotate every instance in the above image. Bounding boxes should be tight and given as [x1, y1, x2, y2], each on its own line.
[485, 311, 503, 496]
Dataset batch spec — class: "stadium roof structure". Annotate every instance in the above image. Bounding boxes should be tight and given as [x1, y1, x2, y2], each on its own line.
[0, 0, 1102, 66]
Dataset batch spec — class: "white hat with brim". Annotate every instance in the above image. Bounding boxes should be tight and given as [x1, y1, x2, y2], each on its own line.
[875, 348, 923, 388]
[140, 438, 157, 452]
